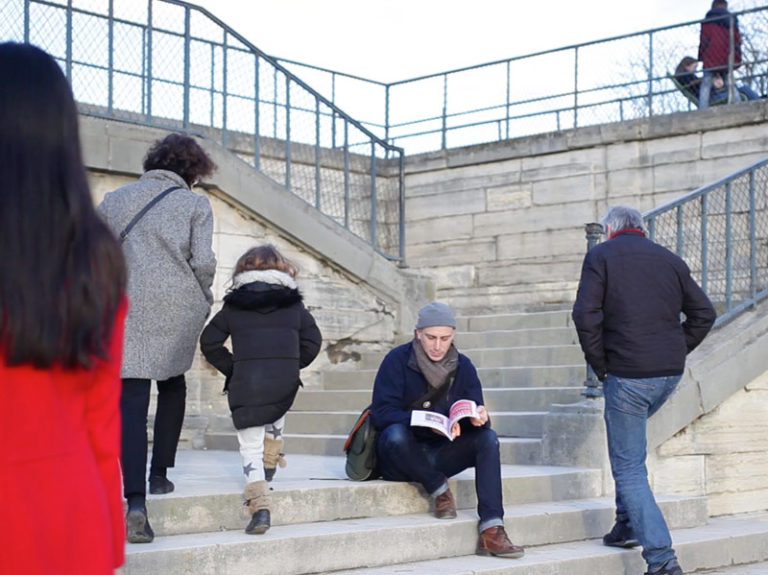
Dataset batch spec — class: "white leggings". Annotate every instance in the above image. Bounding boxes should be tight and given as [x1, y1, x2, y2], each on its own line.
[236, 415, 285, 482]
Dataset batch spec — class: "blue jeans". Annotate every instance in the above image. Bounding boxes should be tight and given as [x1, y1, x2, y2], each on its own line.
[376, 423, 504, 532]
[604, 374, 681, 571]
[699, 71, 715, 109]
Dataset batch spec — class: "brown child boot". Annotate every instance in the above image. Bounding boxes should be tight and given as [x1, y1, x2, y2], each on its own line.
[263, 437, 287, 482]
[244, 480, 270, 534]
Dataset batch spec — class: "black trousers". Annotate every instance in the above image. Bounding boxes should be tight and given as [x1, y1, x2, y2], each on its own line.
[121, 375, 186, 499]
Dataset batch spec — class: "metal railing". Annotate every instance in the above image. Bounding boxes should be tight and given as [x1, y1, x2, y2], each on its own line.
[277, 6, 768, 155]
[645, 157, 768, 327]
[1, 0, 406, 263]
[579, 158, 768, 398]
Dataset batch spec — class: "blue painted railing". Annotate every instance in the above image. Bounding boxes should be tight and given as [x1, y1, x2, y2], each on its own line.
[2, 0, 406, 264]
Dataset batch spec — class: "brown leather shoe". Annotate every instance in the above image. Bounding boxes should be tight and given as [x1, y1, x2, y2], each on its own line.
[433, 488, 457, 519]
[476, 526, 525, 558]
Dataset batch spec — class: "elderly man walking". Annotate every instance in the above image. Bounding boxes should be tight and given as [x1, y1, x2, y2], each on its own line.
[371, 301, 524, 559]
[572, 206, 716, 575]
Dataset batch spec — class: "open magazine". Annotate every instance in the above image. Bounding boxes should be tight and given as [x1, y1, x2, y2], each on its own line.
[410, 399, 478, 441]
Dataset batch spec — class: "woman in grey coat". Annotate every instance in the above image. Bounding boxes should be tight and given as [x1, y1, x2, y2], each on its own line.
[97, 133, 217, 544]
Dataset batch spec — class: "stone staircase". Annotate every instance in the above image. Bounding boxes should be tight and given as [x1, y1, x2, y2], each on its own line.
[125, 309, 768, 574]
[122, 450, 768, 575]
[202, 309, 586, 466]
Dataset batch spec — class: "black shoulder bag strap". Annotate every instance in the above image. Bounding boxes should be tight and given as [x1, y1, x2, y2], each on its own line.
[119, 185, 182, 243]
[410, 373, 456, 410]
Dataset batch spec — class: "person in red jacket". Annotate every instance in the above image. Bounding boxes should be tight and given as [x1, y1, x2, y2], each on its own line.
[698, 0, 742, 108]
[0, 43, 128, 575]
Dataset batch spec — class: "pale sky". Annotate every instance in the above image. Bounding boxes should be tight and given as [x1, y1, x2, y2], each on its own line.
[191, 0, 714, 82]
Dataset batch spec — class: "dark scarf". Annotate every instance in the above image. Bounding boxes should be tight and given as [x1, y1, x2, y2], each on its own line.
[411, 337, 459, 389]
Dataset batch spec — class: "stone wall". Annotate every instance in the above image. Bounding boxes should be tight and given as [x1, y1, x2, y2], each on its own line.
[403, 102, 768, 313]
[650, 371, 768, 517]
[81, 118, 430, 445]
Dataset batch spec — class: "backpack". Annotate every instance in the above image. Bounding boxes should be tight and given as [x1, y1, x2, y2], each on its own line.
[343, 405, 380, 481]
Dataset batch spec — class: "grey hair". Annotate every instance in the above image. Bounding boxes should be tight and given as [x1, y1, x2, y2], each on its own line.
[601, 205, 647, 235]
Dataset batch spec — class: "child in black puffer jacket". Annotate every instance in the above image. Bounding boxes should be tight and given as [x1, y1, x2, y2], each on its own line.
[200, 244, 322, 534]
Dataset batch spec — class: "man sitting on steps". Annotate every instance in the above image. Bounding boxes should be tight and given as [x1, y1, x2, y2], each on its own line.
[370, 301, 524, 559]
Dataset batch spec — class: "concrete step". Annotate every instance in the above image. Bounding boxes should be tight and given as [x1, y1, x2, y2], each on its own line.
[204, 409, 547, 437]
[457, 326, 579, 348]
[699, 560, 768, 574]
[500, 437, 543, 465]
[205, 404, 552, 447]
[321, 364, 587, 389]
[203, 432, 547, 465]
[291, 386, 583, 413]
[137, 451, 604, 537]
[457, 309, 573, 332]
[462, 344, 585, 368]
[124, 497, 714, 575]
[324, 517, 768, 575]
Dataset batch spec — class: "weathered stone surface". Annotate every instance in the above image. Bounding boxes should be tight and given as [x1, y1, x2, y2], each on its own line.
[486, 182, 533, 211]
[406, 214, 474, 244]
[406, 188, 486, 220]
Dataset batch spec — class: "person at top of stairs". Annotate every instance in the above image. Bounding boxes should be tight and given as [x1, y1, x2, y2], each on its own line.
[371, 301, 524, 559]
[572, 205, 716, 575]
[200, 244, 322, 534]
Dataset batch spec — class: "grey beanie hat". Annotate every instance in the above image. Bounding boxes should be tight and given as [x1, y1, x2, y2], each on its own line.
[416, 301, 456, 329]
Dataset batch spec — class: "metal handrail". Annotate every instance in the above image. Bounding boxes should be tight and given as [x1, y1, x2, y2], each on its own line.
[3, 0, 406, 264]
[277, 6, 768, 154]
[645, 157, 768, 327]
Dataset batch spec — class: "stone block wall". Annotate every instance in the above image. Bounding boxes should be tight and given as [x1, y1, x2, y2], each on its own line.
[650, 371, 768, 516]
[403, 102, 768, 313]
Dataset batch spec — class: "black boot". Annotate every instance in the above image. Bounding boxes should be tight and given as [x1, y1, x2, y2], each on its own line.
[603, 520, 639, 548]
[126, 507, 155, 543]
[245, 509, 270, 535]
[149, 474, 175, 494]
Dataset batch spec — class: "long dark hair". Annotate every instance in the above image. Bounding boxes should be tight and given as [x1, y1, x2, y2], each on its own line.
[0, 42, 126, 368]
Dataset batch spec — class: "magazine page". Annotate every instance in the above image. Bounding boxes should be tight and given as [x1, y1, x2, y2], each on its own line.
[410, 399, 479, 440]
[410, 409, 451, 439]
[447, 399, 478, 429]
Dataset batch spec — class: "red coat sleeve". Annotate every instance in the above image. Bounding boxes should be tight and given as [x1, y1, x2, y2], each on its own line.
[85, 298, 128, 568]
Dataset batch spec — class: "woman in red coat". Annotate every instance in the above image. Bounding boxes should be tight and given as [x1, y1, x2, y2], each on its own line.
[0, 43, 128, 574]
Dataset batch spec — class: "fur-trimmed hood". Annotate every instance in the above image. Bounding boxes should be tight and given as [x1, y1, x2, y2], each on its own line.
[224, 270, 302, 311]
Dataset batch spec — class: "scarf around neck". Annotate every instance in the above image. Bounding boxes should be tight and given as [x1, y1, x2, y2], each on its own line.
[411, 337, 459, 389]
[232, 269, 297, 290]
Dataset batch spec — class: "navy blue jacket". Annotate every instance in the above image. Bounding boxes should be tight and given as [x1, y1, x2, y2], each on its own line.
[371, 341, 485, 434]
[572, 230, 716, 380]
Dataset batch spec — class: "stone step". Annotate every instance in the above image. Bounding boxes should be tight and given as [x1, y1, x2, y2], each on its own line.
[137, 452, 604, 537]
[457, 326, 579, 348]
[342, 327, 581, 370]
[219, 410, 546, 437]
[698, 560, 768, 574]
[457, 309, 573, 332]
[321, 364, 587, 389]
[324, 517, 768, 575]
[462, 344, 585, 368]
[202, 432, 546, 464]
[291, 386, 583, 412]
[124, 483, 707, 575]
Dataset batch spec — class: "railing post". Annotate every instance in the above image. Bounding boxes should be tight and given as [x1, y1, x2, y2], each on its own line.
[441, 73, 448, 150]
[398, 151, 406, 267]
[582, 222, 604, 399]
[182, 5, 190, 130]
[369, 142, 377, 249]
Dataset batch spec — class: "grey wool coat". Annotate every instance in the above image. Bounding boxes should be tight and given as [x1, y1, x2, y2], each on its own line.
[98, 169, 217, 380]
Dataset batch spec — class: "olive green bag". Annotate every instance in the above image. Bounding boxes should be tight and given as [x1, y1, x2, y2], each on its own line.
[343, 405, 379, 481]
